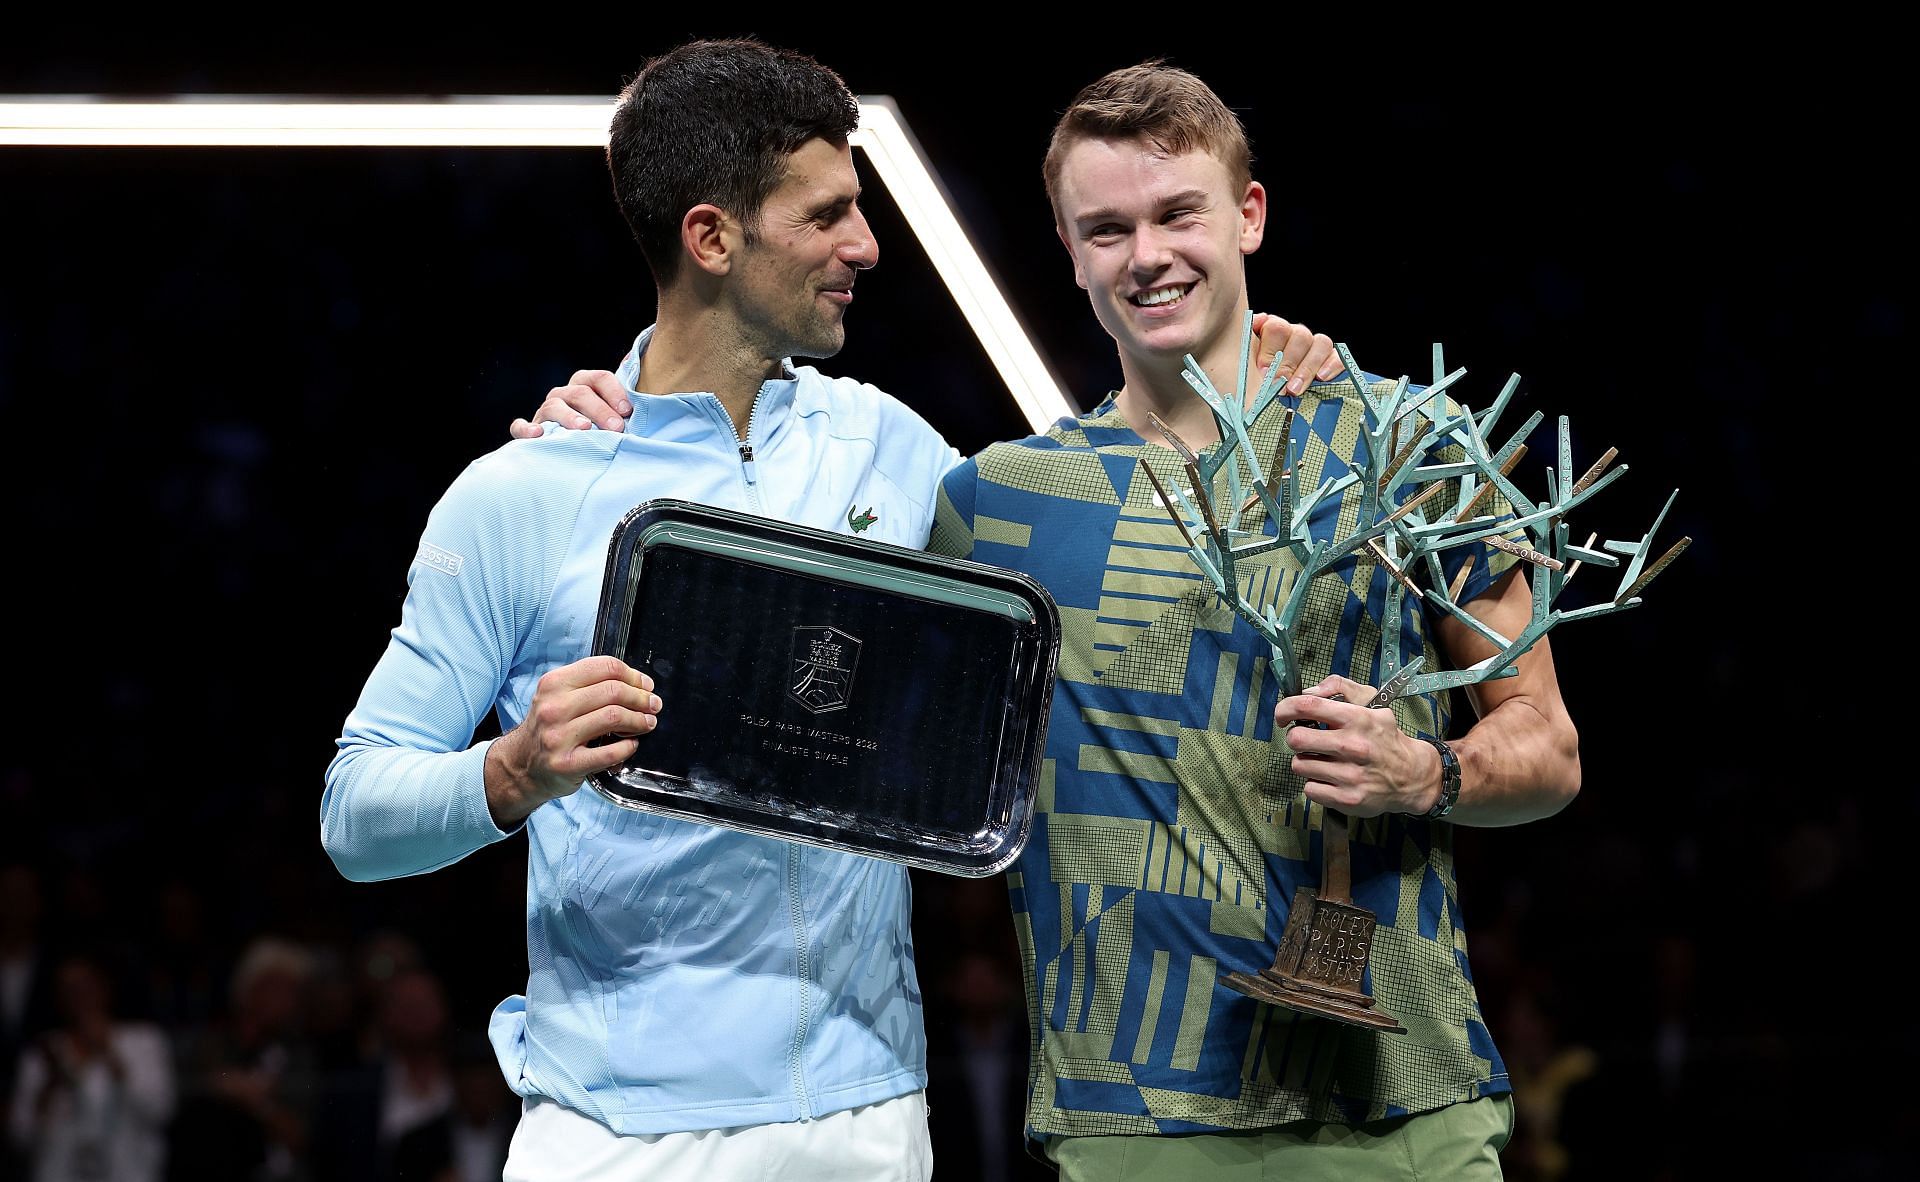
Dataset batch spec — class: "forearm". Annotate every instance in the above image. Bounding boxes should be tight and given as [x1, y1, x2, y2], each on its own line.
[1424, 566, 1581, 827]
[322, 740, 509, 881]
[1423, 694, 1580, 827]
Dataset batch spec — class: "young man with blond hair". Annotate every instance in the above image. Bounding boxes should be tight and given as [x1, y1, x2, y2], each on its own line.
[925, 63, 1578, 1179]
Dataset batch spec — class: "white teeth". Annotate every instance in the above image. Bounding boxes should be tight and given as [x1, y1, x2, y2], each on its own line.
[1133, 284, 1189, 307]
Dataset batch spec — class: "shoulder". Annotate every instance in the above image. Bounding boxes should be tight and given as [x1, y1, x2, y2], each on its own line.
[1313, 366, 1480, 423]
[792, 366, 946, 448]
[793, 366, 959, 500]
[425, 432, 617, 542]
[962, 410, 1125, 495]
[453, 429, 619, 491]
[1303, 368, 1392, 412]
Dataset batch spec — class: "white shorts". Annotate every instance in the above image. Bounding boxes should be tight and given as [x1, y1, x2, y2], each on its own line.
[502, 1090, 932, 1182]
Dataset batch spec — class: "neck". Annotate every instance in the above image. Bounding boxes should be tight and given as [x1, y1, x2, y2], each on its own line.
[635, 293, 786, 438]
[1110, 310, 1256, 449]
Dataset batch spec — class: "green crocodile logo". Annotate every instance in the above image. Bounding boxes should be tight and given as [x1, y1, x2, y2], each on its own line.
[848, 505, 878, 533]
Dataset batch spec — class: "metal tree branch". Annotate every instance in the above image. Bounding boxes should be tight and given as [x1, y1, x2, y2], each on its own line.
[1145, 313, 1689, 702]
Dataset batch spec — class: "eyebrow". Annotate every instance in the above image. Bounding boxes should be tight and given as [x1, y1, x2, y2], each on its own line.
[803, 190, 861, 220]
[1072, 188, 1212, 227]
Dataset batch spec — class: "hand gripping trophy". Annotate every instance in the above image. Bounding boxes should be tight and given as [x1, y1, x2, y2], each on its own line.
[1137, 314, 1688, 1033]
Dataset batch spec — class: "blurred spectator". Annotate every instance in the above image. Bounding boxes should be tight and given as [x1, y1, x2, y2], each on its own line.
[925, 948, 1047, 1182]
[917, 876, 1046, 1181]
[390, 1043, 515, 1182]
[6, 953, 174, 1182]
[141, 880, 221, 1039]
[312, 965, 454, 1181]
[302, 945, 367, 1076]
[166, 937, 317, 1182]
[0, 863, 57, 1182]
[1497, 986, 1595, 1182]
[352, 933, 427, 1020]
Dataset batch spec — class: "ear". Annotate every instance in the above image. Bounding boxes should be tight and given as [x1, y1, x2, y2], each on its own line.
[1238, 180, 1267, 256]
[1056, 223, 1090, 291]
[681, 204, 737, 277]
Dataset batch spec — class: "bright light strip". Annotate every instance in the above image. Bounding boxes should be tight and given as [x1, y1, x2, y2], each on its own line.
[0, 98, 614, 146]
[852, 100, 1072, 433]
[0, 95, 1073, 430]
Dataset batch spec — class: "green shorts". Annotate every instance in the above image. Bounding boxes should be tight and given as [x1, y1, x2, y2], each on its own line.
[1044, 1095, 1515, 1182]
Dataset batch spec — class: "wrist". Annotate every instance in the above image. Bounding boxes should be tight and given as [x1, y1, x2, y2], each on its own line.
[1408, 736, 1460, 820]
[483, 735, 548, 828]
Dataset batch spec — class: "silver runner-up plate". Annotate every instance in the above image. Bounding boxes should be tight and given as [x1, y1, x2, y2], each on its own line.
[587, 498, 1060, 876]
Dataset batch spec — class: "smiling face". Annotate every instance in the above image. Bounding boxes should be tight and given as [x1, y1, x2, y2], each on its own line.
[1054, 135, 1266, 372]
[726, 136, 878, 361]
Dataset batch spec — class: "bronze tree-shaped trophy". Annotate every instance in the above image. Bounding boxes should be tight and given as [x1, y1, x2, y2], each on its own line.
[1137, 317, 1688, 1033]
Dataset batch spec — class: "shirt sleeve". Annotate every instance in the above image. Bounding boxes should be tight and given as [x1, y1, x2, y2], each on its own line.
[927, 455, 981, 561]
[321, 454, 553, 882]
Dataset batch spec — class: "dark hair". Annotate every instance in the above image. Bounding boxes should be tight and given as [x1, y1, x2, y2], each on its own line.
[1042, 61, 1252, 221]
[607, 39, 860, 283]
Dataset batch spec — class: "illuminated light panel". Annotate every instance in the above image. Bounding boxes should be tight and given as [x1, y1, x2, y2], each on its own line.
[0, 95, 1074, 430]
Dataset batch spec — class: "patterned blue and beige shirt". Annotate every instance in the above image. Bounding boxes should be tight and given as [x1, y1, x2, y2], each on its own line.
[930, 376, 1519, 1139]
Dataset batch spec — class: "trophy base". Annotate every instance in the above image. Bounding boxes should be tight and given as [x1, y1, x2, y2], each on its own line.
[1221, 969, 1407, 1033]
[1220, 886, 1407, 1034]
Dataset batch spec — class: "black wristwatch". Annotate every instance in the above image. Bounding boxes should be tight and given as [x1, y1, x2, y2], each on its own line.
[1415, 736, 1460, 820]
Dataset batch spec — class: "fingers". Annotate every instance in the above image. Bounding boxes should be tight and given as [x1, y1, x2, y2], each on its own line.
[531, 680, 661, 743]
[570, 734, 643, 776]
[536, 389, 617, 434]
[531, 657, 661, 743]
[539, 655, 655, 697]
[531, 370, 631, 434]
[565, 694, 662, 775]
[489, 659, 665, 812]
[1251, 316, 1296, 388]
[1251, 314, 1344, 395]
[509, 417, 542, 440]
[1290, 746, 1374, 814]
[1278, 324, 1317, 396]
[1308, 674, 1373, 702]
[576, 370, 633, 419]
[1303, 332, 1340, 383]
[1252, 318, 1319, 396]
[1301, 777, 1383, 817]
[523, 665, 665, 779]
[1281, 720, 1364, 762]
[1274, 683, 1367, 729]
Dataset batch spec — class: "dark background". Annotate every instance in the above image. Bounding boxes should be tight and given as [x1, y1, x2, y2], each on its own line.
[1, 23, 1901, 1181]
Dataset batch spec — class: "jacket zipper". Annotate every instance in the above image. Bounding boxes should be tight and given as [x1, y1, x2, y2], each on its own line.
[738, 388, 767, 515]
[786, 844, 813, 1117]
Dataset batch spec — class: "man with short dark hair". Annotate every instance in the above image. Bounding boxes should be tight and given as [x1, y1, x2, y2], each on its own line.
[325, 40, 959, 1180]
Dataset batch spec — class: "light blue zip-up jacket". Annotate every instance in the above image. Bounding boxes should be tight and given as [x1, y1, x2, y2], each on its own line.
[323, 328, 961, 1134]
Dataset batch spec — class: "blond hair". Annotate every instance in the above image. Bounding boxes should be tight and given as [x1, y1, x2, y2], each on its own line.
[1042, 62, 1253, 220]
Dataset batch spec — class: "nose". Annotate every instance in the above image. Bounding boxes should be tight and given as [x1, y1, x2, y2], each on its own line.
[840, 204, 878, 271]
[1129, 224, 1172, 278]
